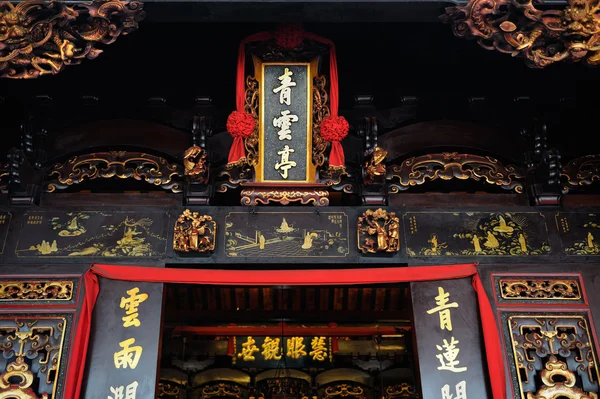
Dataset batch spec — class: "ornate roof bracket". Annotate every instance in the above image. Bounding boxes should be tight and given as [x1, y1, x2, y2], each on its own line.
[386, 152, 525, 193]
[0, 0, 145, 79]
[441, 0, 600, 68]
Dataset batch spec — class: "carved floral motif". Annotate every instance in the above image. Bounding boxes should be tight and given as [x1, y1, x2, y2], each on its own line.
[357, 209, 400, 254]
[388, 153, 524, 193]
[46, 151, 183, 193]
[312, 75, 330, 168]
[324, 384, 365, 398]
[442, 0, 600, 68]
[499, 278, 581, 300]
[201, 383, 243, 399]
[240, 189, 330, 206]
[0, 280, 73, 301]
[0, 0, 145, 79]
[384, 384, 419, 399]
[173, 209, 216, 253]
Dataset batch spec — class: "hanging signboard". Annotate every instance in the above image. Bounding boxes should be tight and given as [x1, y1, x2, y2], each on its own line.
[411, 278, 490, 399]
[255, 58, 317, 183]
[234, 336, 333, 368]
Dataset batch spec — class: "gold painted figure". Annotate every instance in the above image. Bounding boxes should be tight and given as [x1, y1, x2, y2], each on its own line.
[472, 235, 482, 252]
[183, 145, 208, 183]
[364, 146, 388, 184]
[357, 209, 400, 254]
[302, 232, 318, 249]
[173, 209, 216, 253]
[588, 232, 595, 249]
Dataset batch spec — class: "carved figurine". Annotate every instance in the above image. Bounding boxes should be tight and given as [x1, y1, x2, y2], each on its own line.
[364, 146, 388, 184]
[357, 209, 400, 254]
[173, 209, 216, 253]
[183, 145, 209, 183]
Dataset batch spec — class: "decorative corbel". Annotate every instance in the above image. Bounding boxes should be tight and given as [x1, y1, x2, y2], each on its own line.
[358, 109, 387, 205]
[0, 0, 145, 79]
[442, 0, 600, 68]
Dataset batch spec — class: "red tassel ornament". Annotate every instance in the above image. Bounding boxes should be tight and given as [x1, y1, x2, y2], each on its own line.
[226, 110, 256, 164]
[320, 115, 349, 142]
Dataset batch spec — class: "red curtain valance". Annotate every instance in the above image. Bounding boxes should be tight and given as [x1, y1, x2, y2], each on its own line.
[64, 263, 506, 399]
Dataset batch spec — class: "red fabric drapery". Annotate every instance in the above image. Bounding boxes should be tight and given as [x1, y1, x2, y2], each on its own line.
[228, 27, 345, 166]
[64, 263, 506, 399]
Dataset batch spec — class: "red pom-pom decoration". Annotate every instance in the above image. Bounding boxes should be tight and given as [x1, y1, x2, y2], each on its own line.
[275, 24, 305, 49]
[320, 115, 349, 142]
[226, 110, 255, 138]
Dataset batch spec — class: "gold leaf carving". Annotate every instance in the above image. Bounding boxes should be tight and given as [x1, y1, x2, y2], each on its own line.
[388, 153, 524, 193]
[357, 209, 400, 254]
[562, 154, 600, 191]
[240, 189, 330, 206]
[173, 209, 216, 253]
[324, 384, 365, 398]
[0, 281, 73, 301]
[499, 278, 581, 300]
[46, 151, 183, 193]
[0, 0, 145, 79]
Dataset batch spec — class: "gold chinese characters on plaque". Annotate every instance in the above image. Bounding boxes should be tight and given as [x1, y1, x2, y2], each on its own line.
[357, 209, 400, 254]
[254, 58, 317, 183]
[173, 209, 216, 253]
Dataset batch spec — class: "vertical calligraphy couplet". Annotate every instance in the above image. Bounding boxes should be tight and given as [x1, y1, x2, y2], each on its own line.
[411, 279, 490, 399]
[82, 278, 164, 399]
[260, 63, 310, 182]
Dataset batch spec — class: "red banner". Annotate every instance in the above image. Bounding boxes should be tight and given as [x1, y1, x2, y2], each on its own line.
[64, 263, 506, 399]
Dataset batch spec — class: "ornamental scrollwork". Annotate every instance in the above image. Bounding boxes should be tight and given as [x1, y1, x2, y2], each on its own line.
[0, 163, 7, 192]
[324, 384, 365, 398]
[46, 151, 183, 193]
[0, 281, 73, 301]
[387, 152, 524, 193]
[157, 381, 180, 398]
[384, 383, 419, 399]
[507, 315, 600, 398]
[562, 154, 600, 191]
[526, 356, 598, 399]
[313, 75, 330, 168]
[499, 278, 581, 300]
[357, 209, 400, 254]
[442, 0, 600, 68]
[240, 189, 330, 206]
[183, 145, 209, 184]
[0, 0, 145, 79]
[173, 209, 216, 253]
[201, 383, 243, 399]
[0, 317, 66, 399]
[244, 76, 260, 167]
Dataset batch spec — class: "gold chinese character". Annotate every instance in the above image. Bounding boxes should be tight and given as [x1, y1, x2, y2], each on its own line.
[114, 338, 143, 369]
[273, 110, 299, 141]
[261, 337, 282, 360]
[108, 381, 139, 399]
[426, 287, 459, 331]
[436, 337, 467, 373]
[274, 145, 296, 179]
[272, 67, 296, 105]
[309, 337, 327, 361]
[286, 337, 306, 359]
[442, 380, 467, 399]
[238, 336, 259, 361]
[120, 287, 149, 328]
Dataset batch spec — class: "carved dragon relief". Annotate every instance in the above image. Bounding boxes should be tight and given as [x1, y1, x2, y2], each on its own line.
[46, 151, 183, 193]
[387, 152, 525, 193]
[442, 0, 600, 68]
[0, 0, 145, 79]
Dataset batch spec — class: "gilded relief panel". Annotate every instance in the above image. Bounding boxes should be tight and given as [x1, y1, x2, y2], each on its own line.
[0, 212, 11, 254]
[494, 276, 584, 304]
[502, 313, 599, 399]
[556, 212, 600, 256]
[224, 212, 349, 258]
[403, 212, 550, 256]
[0, 315, 72, 399]
[0, 280, 77, 304]
[15, 211, 169, 258]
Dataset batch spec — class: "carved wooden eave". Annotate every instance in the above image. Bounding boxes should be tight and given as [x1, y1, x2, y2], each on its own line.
[441, 0, 600, 68]
[561, 154, 600, 191]
[0, 0, 145, 79]
[386, 152, 525, 193]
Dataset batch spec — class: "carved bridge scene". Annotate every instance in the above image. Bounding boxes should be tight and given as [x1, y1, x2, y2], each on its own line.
[1, 1, 600, 399]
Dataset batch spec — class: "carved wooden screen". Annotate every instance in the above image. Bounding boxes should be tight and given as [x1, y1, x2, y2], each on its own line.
[492, 274, 600, 399]
[0, 277, 79, 399]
